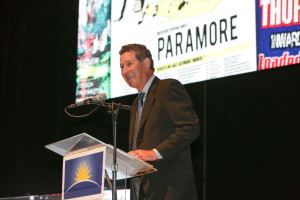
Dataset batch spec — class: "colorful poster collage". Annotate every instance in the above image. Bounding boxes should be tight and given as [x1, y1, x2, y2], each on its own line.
[76, 0, 111, 102]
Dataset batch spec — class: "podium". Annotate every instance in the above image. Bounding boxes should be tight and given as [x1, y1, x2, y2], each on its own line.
[45, 133, 157, 200]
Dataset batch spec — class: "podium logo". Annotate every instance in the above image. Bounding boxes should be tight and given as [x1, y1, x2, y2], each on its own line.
[64, 152, 104, 199]
[75, 162, 91, 181]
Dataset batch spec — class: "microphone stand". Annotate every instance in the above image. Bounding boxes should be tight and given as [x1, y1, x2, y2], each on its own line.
[98, 101, 130, 200]
[111, 102, 119, 200]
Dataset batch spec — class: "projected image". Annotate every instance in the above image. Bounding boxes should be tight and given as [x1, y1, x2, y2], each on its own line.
[76, 0, 300, 99]
[256, 0, 300, 70]
[110, 0, 257, 98]
[76, 0, 111, 102]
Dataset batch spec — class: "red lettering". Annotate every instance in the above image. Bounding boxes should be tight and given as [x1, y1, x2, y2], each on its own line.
[259, 51, 300, 70]
[272, 58, 279, 67]
[260, 0, 300, 28]
[259, 54, 265, 70]
[288, 57, 295, 65]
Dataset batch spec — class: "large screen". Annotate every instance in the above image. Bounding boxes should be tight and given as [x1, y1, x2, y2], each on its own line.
[76, 0, 300, 101]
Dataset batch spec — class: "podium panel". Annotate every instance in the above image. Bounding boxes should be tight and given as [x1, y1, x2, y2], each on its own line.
[62, 146, 106, 200]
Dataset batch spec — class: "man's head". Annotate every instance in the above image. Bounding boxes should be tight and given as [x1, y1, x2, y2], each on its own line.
[119, 44, 154, 92]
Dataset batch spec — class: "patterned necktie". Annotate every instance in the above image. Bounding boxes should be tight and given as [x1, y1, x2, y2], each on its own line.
[132, 92, 145, 150]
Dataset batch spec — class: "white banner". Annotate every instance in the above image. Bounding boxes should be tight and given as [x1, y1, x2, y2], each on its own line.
[111, 0, 257, 98]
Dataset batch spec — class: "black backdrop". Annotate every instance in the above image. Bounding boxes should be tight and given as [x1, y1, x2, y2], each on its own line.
[1, 1, 300, 200]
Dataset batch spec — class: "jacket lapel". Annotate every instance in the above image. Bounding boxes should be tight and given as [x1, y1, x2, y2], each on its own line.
[129, 97, 138, 148]
[129, 77, 160, 149]
[138, 77, 159, 131]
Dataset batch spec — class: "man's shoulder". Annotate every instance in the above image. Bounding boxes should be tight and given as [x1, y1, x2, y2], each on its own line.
[152, 78, 186, 95]
[156, 78, 184, 89]
[157, 78, 181, 85]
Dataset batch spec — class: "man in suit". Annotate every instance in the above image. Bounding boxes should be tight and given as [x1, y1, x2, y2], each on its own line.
[119, 43, 200, 200]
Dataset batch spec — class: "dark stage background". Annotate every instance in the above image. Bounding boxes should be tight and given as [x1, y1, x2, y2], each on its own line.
[1, 1, 300, 200]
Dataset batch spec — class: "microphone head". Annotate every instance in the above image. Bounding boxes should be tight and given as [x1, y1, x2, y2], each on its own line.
[96, 93, 107, 101]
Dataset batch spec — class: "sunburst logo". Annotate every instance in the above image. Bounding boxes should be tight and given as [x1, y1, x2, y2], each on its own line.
[64, 152, 104, 199]
[75, 161, 91, 181]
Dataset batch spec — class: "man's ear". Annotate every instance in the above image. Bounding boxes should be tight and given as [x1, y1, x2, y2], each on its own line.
[143, 57, 151, 70]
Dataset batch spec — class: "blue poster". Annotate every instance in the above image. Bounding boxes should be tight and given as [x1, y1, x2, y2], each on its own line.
[64, 152, 104, 199]
[256, 0, 300, 70]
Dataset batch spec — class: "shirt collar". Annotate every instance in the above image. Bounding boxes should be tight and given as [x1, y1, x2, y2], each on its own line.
[141, 75, 155, 96]
[137, 75, 155, 107]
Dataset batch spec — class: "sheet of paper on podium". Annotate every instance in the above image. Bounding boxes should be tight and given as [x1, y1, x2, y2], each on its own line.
[102, 141, 157, 179]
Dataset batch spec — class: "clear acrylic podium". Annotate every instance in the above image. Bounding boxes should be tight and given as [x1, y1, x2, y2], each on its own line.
[45, 133, 157, 200]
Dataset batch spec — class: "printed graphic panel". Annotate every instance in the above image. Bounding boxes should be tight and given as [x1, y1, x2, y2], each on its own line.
[256, 0, 300, 70]
[63, 149, 105, 200]
[76, 0, 111, 102]
[110, 0, 257, 97]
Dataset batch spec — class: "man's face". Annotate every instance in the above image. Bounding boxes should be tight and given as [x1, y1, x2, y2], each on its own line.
[120, 51, 149, 91]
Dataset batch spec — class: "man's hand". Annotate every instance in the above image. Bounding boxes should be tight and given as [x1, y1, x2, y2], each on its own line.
[128, 149, 158, 161]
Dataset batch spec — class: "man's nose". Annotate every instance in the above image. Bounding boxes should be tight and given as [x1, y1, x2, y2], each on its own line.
[122, 66, 129, 73]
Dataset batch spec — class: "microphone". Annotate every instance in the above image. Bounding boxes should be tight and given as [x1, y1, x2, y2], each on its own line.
[67, 93, 107, 108]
